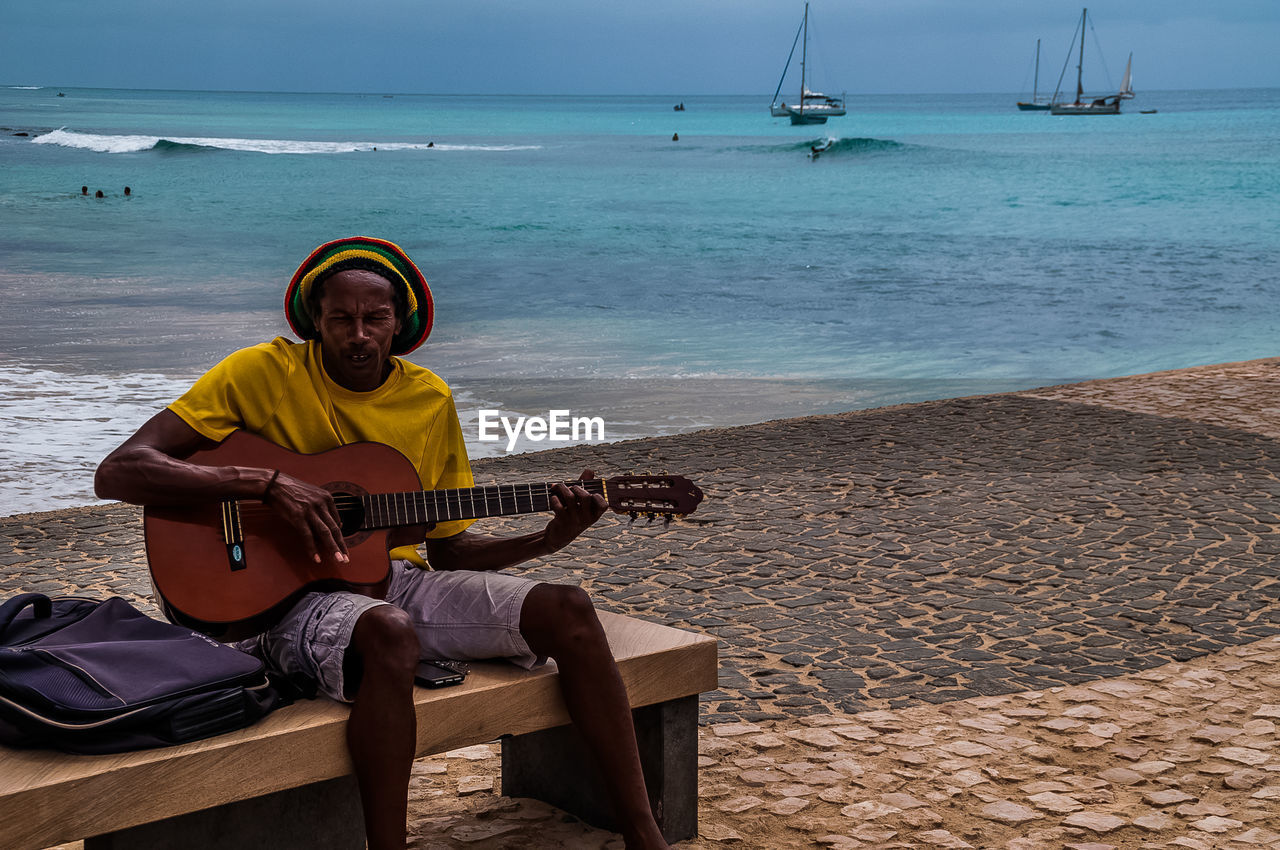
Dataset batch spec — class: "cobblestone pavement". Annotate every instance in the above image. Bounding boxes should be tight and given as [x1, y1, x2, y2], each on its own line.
[6, 358, 1280, 848]
[1025, 358, 1280, 441]
[410, 635, 1280, 849]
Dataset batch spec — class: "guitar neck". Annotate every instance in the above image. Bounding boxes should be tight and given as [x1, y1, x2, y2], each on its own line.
[350, 479, 608, 530]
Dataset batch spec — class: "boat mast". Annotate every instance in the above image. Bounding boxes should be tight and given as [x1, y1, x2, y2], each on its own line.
[1033, 38, 1041, 102]
[1075, 8, 1087, 104]
[799, 3, 809, 116]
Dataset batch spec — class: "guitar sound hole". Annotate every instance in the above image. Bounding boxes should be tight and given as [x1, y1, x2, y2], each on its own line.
[332, 492, 367, 537]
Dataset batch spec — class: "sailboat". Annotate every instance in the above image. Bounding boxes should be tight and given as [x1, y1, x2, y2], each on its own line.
[769, 3, 846, 125]
[1050, 8, 1134, 115]
[1016, 39, 1051, 111]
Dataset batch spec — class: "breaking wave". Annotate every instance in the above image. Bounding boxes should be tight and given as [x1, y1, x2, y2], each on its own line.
[30, 129, 541, 155]
[791, 136, 907, 155]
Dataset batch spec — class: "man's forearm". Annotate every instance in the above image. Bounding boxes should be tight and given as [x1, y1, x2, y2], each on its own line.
[424, 529, 556, 572]
[95, 444, 273, 506]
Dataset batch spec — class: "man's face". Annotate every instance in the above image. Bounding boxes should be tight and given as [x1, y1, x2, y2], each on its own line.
[315, 269, 403, 392]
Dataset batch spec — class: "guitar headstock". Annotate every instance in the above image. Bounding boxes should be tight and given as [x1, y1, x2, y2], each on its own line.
[603, 475, 704, 522]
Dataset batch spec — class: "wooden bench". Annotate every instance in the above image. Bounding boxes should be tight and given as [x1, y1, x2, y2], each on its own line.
[0, 611, 717, 850]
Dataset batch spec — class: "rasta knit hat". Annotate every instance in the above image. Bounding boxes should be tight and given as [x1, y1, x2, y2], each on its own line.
[285, 236, 434, 355]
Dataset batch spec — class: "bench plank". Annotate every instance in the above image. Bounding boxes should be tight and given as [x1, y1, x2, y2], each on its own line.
[0, 612, 716, 850]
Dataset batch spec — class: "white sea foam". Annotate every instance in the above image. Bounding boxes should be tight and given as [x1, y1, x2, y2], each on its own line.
[30, 128, 541, 155]
[0, 366, 195, 516]
[0, 369, 617, 516]
[8, 86, 43, 90]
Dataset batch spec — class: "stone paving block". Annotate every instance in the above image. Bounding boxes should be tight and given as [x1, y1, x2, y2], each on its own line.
[1132, 812, 1175, 831]
[784, 728, 842, 748]
[1216, 746, 1271, 766]
[455, 776, 493, 796]
[914, 830, 973, 848]
[1062, 811, 1127, 832]
[1231, 827, 1280, 844]
[1027, 791, 1084, 813]
[715, 795, 764, 813]
[980, 801, 1043, 824]
[766, 797, 809, 816]
[1143, 788, 1197, 806]
[1190, 815, 1244, 833]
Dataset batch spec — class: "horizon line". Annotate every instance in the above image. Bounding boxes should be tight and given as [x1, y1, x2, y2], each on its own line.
[7, 84, 1280, 99]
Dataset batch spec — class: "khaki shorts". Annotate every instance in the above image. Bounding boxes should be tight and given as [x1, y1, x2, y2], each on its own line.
[240, 562, 541, 702]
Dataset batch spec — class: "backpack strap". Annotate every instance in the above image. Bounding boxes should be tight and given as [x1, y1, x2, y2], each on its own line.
[0, 593, 53, 635]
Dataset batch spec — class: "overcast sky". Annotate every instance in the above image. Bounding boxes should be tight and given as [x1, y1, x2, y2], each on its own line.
[3, 0, 1277, 95]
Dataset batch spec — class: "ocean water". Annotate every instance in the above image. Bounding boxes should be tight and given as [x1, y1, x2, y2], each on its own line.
[1, 86, 1278, 515]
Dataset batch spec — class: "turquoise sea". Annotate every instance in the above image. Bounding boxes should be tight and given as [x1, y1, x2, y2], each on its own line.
[1, 86, 1278, 514]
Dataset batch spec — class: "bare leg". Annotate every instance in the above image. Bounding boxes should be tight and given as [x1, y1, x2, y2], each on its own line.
[519, 583, 671, 850]
[346, 605, 420, 850]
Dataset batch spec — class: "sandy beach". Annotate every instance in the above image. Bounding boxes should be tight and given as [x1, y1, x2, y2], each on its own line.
[6, 358, 1280, 849]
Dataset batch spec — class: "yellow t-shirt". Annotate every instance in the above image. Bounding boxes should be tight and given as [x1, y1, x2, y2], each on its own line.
[168, 337, 475, 563]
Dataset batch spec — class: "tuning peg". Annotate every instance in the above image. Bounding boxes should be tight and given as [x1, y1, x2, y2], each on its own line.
[663, 515, 672, 528]
[628, 511, 637, 525]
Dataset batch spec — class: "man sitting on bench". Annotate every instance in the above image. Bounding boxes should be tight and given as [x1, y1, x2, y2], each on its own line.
[95, 237, 671, 850]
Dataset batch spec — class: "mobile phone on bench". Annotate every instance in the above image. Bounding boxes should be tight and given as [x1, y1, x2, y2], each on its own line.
[414, 660, 466, 688]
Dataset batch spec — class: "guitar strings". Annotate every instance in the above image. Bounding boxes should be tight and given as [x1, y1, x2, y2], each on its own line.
[229, 480, 606, 522]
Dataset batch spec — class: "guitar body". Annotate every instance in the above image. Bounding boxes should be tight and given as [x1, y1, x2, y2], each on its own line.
[143, 430, 703, 639]
[144, 432, 423, 639]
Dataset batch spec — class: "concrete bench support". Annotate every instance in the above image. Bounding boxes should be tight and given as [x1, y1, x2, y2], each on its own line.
[85, 777, 365, 850]
[503, 694, 699, 842]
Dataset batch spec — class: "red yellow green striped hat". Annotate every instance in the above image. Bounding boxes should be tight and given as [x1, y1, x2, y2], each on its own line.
[285, 236, 434, 355]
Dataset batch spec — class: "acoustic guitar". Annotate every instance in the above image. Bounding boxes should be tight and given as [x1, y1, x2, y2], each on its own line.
[144, 430, 704, 639]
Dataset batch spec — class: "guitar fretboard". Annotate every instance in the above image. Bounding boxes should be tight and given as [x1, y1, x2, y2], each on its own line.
[346, 480, 608, 530]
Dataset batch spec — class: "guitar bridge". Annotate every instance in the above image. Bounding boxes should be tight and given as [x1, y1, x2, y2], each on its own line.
[221, 500, 248, 571]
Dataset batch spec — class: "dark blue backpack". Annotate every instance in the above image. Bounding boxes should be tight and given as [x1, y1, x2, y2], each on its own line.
[0, 593, 289, 754]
